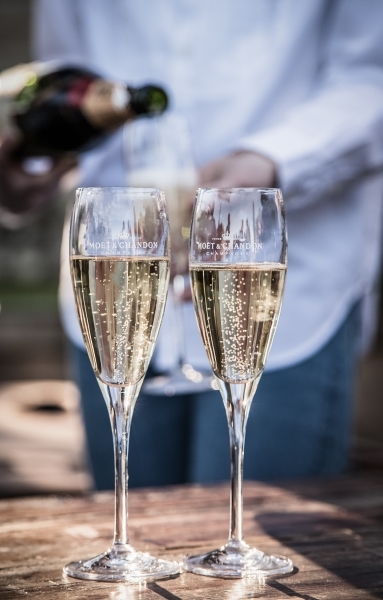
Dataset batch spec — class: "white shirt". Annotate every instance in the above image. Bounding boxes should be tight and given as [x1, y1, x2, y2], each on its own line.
[34, 0, 383, 371]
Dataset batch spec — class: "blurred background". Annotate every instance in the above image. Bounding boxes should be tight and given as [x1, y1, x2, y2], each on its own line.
[0, 0, 90, 497]
[0, 0, 382, 499]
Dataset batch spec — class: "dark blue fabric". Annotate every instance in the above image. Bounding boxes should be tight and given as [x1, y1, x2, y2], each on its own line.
[71, 304, 360, 490]
[190, 304, 360, 482]
[71, 349, 193, 490]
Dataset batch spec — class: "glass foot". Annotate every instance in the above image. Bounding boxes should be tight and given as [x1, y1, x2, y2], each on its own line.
[64, 544, 181, 582]
[183, 540, 293, 579]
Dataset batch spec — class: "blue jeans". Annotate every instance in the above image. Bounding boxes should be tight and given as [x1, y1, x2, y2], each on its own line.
[71, 304, 360, 489]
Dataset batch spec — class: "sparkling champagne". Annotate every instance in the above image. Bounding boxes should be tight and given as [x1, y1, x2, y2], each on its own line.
[190, 263, 286, 383]
[71, 256, 170, 386]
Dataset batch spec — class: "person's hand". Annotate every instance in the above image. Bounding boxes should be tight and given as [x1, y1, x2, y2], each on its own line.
[0, 131, 76, 226]
[199, 150, 277, 188]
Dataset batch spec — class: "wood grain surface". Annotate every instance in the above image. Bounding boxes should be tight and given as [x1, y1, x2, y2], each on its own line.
[1, 474, 383, 599]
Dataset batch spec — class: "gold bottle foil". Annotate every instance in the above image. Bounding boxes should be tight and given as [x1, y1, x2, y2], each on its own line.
[81, 79, 132, 130]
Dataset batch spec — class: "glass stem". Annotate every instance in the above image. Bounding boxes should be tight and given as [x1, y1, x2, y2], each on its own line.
[229, 394, 246, 543]
[98, 381, 142, 553]
[173, 276, 186, 369]
[219, 378, 260, 548]
[175, 299, 185, 369]
[111, 389, 133, 547]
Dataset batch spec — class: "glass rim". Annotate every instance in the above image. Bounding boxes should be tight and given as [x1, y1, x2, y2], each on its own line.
[76, 186, 165, 194]
[196, 187, 282, 193]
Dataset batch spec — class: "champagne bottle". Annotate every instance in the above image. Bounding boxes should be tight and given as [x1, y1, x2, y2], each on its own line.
[1, 63, 168, 157]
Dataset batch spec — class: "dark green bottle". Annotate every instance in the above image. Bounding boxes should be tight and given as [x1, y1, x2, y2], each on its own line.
[12, 67, 168, 157]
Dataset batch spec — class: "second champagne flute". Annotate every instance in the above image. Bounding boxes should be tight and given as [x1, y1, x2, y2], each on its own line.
[64, 187, 180, 582]
[184, 187, 293, 578]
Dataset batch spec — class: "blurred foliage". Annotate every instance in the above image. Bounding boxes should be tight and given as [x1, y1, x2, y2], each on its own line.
[0, 193, 67, 286]
[0, 283, 58, 314]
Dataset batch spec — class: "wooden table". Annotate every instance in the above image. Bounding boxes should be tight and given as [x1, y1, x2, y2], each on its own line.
[1, 473, 383, 599]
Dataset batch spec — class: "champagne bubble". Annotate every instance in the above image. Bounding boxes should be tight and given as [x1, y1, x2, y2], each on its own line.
[70, 256, 169, 385]
[190, 263, 286, 383]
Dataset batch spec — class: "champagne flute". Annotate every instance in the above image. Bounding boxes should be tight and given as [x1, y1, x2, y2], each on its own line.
[124, 115, 214, 395]
[64, 187, 180, 582]
[184, 187, 293, 578]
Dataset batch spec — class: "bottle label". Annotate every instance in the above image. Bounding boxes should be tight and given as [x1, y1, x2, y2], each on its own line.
[81, 79, 132, 130]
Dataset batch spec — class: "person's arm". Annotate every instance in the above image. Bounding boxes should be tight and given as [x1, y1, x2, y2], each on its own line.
[201, 0, 383, 209]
